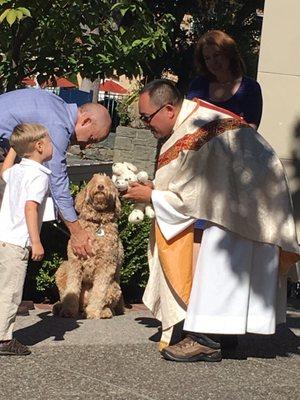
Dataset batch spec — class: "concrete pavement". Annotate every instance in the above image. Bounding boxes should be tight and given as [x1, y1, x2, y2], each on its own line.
[0, 302, 299, 400]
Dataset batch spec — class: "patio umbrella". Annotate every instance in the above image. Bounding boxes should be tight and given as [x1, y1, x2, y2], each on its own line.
[22, 76, 76, 88]
[99, 80, 128, 94]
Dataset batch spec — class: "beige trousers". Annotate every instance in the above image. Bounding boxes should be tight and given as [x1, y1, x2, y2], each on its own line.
[0, 241, 29, 340]
[0, 175, 5, 209]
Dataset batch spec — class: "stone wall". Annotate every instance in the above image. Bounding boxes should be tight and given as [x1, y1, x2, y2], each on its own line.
[113, 126, 158, 178]
[68, 132, 116, 162]
[67, 126, 158, 179]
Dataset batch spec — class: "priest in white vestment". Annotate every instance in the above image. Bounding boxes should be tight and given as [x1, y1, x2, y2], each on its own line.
[124, 79, 300, 362]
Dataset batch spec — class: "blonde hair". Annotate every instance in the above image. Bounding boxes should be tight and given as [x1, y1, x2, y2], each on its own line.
[9, 123, 48, 157]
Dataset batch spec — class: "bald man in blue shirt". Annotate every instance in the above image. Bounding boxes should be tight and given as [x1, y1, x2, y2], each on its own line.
[0, 88, 111, 258]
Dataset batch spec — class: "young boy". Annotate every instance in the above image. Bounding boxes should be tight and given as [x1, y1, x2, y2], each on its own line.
[0, 123, 53, 356]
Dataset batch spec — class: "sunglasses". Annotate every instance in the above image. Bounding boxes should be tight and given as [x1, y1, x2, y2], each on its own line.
[140, 104, 168, 123]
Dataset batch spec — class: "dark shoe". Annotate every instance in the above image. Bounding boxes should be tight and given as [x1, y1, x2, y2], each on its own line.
[161, 335, 222, 362]
[188, 333, 221, 349]
[0, 339, 31, 356]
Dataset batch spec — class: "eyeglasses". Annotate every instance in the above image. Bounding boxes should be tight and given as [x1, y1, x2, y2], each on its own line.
[140, 104, 168, 123]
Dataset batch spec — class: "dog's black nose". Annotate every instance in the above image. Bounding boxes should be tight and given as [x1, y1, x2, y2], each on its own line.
[98, 184, 104, 191]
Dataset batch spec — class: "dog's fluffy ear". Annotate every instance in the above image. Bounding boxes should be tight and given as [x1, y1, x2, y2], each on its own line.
[115, 193, 122, 217]
[108, 189, 122, 217]
[75, 186, 88, 213]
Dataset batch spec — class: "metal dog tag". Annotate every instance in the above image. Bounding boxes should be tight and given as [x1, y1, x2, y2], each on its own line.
[96, 227, 105, 237]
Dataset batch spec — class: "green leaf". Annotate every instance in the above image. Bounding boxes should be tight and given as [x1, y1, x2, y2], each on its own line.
[15, 10, 23, 21]
[0, 8, 9, 23]
[68, 57, 77, 65]
[131, 39, 142, 47]
[17, 7, 31, 18]
[120, 7, 129, 17]
[110, 2, 122, 12]
[6, 9, 17, 26]
[87, 36, 96, 45]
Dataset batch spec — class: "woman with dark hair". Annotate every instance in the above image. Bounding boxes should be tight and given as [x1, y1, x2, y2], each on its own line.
[187, 30, 263, 129]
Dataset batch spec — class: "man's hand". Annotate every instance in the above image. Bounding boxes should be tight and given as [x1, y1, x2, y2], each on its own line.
[69, 224, 95, 259]
[123, 182, 153, 203]
[143, 180, 154, 189]
[31, 242, 44, 261]
[64, 220, 95, 259]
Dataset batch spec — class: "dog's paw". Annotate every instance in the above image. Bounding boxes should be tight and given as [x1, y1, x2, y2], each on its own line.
[52, 301, 62, 316]
[59, 310, 77, 318]
[85, 307, 101, 319]
[58, 293, 79, 318]
[85, 306, 113, 319]
[59, 307, 78, 318]
[99, 307, 113, 319]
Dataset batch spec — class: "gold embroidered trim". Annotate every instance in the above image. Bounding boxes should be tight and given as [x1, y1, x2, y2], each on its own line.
[158, 118, 248, 170]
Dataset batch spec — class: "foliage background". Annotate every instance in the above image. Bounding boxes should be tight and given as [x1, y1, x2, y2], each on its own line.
[0, 0, 174, 91]
[143, 0, 265, 91]
[1, 1, 265, 93]
[118, 200, 151, 301]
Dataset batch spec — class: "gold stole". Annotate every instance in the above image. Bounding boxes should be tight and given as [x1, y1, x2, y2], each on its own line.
[154, 101, 199, 306]
[155, 223, 194, 305]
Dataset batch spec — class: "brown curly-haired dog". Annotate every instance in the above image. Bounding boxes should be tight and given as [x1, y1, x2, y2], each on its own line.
[53, 174, 124, 319]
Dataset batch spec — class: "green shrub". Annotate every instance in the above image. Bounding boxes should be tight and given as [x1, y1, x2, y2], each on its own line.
[24, 221, 68, 303]
[117, 87, 144, 128]
[70, 181, 83, 197]
[33, 182, 82, 300]
[118, 200, 151, 290]
[36, 253, 64, 293]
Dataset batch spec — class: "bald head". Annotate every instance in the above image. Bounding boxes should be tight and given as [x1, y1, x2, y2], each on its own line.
[75, 103, 111, 148]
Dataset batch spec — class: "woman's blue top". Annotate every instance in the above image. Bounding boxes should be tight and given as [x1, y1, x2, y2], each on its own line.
[187, 75, 263, 128]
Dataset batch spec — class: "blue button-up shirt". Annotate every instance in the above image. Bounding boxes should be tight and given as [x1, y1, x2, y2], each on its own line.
[0, 88, 78, 221]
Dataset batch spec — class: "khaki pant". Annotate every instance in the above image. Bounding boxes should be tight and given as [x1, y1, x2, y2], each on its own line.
[0, 174, 5, 209]
[0, 241, 29, 340]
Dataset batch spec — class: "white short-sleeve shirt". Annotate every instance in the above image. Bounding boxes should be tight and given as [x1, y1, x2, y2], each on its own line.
[0, 158, 51, 247]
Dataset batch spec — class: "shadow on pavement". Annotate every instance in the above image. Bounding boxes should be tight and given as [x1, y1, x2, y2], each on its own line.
[224, 325, 300, 360]
[135, 317, 161, 328]
[135, 317, 162, 342]
[135, 317, 300, 359]
[14, 311, 81, 345]
[286, 313, 300, 329]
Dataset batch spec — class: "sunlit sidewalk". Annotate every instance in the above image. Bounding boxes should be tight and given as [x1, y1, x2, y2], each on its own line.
[0, 301, 299, 400]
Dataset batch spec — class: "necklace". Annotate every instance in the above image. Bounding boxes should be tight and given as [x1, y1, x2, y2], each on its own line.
[210, 77, 242, 101]
[218, 79, 235, 85]
[217, 77, 242, 86]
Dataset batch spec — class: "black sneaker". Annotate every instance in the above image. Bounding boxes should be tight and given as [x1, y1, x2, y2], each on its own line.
[0, 339, 31, 356]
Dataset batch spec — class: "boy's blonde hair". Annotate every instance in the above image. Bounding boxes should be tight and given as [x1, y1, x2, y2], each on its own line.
[9, 123, 49, 157]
